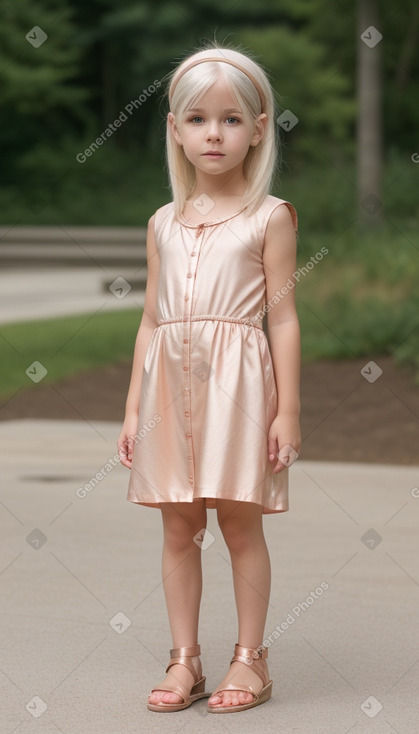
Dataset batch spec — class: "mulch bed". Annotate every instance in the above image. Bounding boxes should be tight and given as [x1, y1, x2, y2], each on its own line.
[1, 355, 418, 465]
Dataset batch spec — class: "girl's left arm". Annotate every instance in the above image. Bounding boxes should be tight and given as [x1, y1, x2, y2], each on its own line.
[262, 204, 301, 474]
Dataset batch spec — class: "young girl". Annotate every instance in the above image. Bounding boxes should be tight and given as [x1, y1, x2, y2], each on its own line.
[117, 43, 301, 714]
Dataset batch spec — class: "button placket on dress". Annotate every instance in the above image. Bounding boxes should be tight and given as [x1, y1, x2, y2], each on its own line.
[182, 221, 207, 495]
[127, 197, 297, 514]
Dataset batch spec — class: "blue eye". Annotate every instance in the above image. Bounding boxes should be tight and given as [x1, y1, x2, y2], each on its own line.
[188, 116, 240, 124]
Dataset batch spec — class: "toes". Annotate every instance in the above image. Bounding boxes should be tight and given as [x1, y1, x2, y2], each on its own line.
[239, 690, 254, 703]
[148, 690, 182, 705]
[239, 690, 253, 700]
[208, 690, 254, 707]
[148, 692, 160, 704]
[148, 692, 165, 704]
[162, 692, 182, 704]
[230, 692, 253, 706]
[208, 694, 222, 705]
[208, 693, 226, 707]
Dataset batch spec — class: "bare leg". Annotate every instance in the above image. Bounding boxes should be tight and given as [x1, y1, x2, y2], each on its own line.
[208, 500, 271, 708]
[148, 499, 207, 705]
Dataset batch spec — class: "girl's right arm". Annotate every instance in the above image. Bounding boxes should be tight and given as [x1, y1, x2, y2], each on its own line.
[117, 213, 159, 468]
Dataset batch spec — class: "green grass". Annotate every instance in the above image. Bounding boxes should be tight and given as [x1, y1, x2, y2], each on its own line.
[0, 309, 142, 400]
[1, 223, 418, 403]
[295, 225, 418, 380]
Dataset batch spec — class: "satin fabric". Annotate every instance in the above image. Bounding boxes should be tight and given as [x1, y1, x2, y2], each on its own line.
[127, 194, 298, 514]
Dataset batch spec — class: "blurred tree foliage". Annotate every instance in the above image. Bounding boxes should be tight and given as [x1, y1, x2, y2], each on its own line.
[0, 0, 417, 224]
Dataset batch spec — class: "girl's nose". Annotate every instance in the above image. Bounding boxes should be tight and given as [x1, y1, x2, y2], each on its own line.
[206, 123, 222, 141]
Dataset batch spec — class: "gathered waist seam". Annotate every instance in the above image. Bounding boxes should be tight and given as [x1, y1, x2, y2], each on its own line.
[157, 315, 263, 330]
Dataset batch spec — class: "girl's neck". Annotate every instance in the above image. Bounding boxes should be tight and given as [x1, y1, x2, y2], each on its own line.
[191, 166, 248, 201]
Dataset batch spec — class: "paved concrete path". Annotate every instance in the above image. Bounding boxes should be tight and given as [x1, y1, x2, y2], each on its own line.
[1, 419, 418, 732]
[0, 267, 145, 324]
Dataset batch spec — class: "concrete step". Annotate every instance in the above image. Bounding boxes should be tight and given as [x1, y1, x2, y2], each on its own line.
[0, 226, 148, 267]
[0, 244, 147, 268]
[0, 226, 147, 244]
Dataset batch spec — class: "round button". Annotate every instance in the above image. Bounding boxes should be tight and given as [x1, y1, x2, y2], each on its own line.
[184, 295, 189, 301]
[186, 272, 193, 278]
[183, 338, 188, 343]
[184, 410, 190, 416]
[183, 366, 188, 371]
[191, 252, 197, 256]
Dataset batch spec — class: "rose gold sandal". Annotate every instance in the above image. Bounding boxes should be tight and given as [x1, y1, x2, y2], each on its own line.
[207, 643, 272, 713]
[147, 644, 210, 712]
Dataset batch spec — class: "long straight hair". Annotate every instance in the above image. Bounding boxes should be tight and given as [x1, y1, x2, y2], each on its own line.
[164, 43, 280, 219]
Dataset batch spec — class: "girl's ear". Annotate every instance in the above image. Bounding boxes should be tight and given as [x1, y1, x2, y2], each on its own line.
[168, 112, 183, 146]
[249, 113, 268, 147]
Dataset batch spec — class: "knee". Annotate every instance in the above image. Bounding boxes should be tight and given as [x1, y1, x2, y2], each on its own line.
[218, 517, 255, 555]
[163, 517, 206, 554]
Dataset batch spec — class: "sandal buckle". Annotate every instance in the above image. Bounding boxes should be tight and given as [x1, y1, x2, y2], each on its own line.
[252, 645, 265, 659]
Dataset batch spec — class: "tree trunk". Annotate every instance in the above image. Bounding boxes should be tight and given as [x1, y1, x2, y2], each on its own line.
[395, 4, 419, 94]
[356, 0, 383, 226]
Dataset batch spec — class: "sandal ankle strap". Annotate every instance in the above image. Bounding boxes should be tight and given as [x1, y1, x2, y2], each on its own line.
[166, 644, 202, 681]
[170, 644, 201, 658]
[233, 643, 268, 664]
[230, 643, 269, 688]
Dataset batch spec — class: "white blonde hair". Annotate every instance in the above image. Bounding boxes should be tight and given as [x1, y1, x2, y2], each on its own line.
[163, 42, 279, 219]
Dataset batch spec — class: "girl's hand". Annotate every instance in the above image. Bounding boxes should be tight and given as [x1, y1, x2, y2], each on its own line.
[117, 414, 139, 469]
[268, 413, 301, 474]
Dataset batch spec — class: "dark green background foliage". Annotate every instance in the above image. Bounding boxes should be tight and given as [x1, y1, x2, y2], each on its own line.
[1, 0, 417, 229]
[1, 1, 418, 384]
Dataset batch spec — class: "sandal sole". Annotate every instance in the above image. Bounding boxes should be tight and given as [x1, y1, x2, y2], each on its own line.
[147, 691, 210, 712]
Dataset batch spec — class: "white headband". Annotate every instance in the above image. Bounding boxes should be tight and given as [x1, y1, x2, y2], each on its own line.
[169, 56, 266, 112]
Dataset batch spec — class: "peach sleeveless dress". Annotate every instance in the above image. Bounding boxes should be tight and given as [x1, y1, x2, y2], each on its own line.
[126, 194, 298, 514]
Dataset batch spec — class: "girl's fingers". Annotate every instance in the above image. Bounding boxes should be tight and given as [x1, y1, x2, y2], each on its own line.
[277, 444, 299, 467]
[273, 460, 286, 473]
[117, 436, 133, 467]
[127, 435, 134, 461]
[269, 443, 299, 472]
[267, 435, 278, 461]
[118, 454, 132, 469]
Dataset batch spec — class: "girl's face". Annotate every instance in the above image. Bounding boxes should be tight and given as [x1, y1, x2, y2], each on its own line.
[168, 76, 267, 177]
